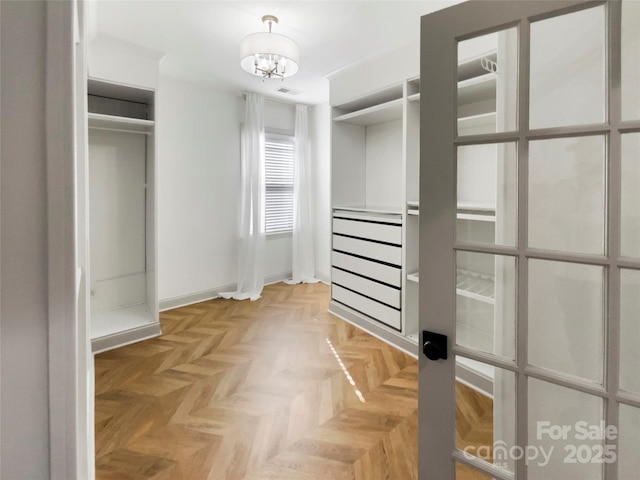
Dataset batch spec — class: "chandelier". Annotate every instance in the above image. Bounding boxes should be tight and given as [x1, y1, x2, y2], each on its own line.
[240, 15, 299, 80]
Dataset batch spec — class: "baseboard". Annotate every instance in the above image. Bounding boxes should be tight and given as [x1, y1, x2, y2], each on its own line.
[315, 271, 330, 285]
[159, 271, 293, 312]
[159, 284, 235, 311]
[91, 322, 162, 354]
[265, 271, 292, 286]
[328, 300, 419, 359]
[455, 360, 494, 399]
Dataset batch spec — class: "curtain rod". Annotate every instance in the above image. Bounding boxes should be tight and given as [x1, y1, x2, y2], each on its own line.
[240, 91, 309, 108]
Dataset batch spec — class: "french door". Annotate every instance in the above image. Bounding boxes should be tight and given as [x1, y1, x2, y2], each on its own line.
[419, 1, 640, 479]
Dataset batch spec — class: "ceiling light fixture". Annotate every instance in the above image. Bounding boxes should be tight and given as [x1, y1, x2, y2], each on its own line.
[240, 15, 299, 80]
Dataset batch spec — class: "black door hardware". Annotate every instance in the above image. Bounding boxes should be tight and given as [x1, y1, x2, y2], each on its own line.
[422, 330, 448, 361]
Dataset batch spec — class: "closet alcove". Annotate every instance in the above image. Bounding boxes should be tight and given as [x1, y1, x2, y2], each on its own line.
[328, 32, 509, 398]
[87, 79, 160, 353]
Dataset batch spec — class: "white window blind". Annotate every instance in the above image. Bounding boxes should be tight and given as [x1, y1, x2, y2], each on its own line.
[265, 132, 294, 234]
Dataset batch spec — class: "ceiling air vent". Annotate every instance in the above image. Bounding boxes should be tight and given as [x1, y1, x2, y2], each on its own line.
[276, 87, 301, 95]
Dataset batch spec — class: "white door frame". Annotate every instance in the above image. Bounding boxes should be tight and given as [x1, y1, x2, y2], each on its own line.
[46, 0, 92, 478]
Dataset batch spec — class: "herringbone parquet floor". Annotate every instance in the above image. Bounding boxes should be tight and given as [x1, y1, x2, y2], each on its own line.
[95, 282, 419, 480]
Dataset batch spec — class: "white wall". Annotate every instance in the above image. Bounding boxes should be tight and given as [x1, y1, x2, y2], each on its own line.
[1, 1, 50, 478]
[88, 37, 163, 89]
[328, 41, 419, 106]
[365, 119, 403, 208]
[264, 99, 295, 134]
[157, 77, 241, 301]
[157, 79, 300, 305]
[310, 103, 332, 281]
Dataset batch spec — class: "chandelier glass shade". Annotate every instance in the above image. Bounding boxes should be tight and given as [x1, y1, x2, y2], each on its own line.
[240, 15, 299, 79]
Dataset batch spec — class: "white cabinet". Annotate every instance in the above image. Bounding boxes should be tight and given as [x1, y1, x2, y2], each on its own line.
[331, 210, 403, 331]
[329, 79, 420, 357]
[87, 79, 160, 352]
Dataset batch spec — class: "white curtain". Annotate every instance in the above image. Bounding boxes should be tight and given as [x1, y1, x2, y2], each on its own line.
[286, 104, 318, 284]
[221, 93, 266, 300]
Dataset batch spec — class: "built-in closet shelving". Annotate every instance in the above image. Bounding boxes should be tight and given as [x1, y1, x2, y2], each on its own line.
[328, 35, 504, 377]
[456, 269, 495, 304]
[87, 78, 160, 353]
[403, 77, 421, 348]
[457, 51, 498, 136]
[329, 78, 420, 357]
[333, 98, 404, 126]
[455, 43, 503, 397]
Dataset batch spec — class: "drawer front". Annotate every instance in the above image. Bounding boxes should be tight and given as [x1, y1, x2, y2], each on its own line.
[331, 267, 400, 309]
[333, 217, 401, 245]
[332, 284, 401, 330]
[332, 251, 401, 287]
[332, 235, 402, 266]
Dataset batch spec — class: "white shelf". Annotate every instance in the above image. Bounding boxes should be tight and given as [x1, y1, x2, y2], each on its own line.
[457, 212, 496, 222]
[88, 112, 154, 134]
[333, 98, 403, 126]
[457, 73, 496, 106]
[457, 201, 496, 222]
[456, 268, 495, 304]
[456, 357, 494, 396]
[91, 303, 155, 339]
[458, 111, 497, 136]
[91, 303, 161, 353]
[407, 272, 420, 283]
[457, 201, 495, 211]
[334, 205, 403, 216]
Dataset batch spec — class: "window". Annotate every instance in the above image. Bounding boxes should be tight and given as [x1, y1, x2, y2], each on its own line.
[265, 132, 295, 234]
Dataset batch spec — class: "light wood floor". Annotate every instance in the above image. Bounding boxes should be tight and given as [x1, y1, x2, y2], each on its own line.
[95, 282, 419, 480]
[456, 382, 495, 480]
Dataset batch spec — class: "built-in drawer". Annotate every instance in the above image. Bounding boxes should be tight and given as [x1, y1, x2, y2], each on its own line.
[331, 267, 400, 309]
[332, 284, 401, 330]
[332, 235, 401, 266]
[333, 217, 401, 245]
[332, 251, 401, 287]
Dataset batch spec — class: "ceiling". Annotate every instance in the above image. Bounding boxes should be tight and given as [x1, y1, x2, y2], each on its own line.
[89, 0, 464, 105]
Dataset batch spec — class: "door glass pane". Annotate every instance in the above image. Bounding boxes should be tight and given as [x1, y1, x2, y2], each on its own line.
[620, 268, 640, 394]
[621, 133, 640, 258]
[528, 136, 605, 255]
[622, 0, 640, 121]
[528, 259, 604, 384]
[528, 378, 604, 480]
[456, 361, 515, 474]
[456, 252, 516, 360]
[457, 142, 517, 246]
[455, 463, 494, 479]
[458, 27, 518, 135]
[619, 404, 640, 479]
[530, 6, 605, 129]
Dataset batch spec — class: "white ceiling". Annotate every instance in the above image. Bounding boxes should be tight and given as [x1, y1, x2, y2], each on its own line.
[89, 0, 463, 104]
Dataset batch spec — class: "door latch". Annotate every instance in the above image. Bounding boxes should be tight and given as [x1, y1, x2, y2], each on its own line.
[422, 330, 448, 361]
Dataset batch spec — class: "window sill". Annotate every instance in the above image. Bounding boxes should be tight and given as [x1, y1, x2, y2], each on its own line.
[266, 231, 293, 240]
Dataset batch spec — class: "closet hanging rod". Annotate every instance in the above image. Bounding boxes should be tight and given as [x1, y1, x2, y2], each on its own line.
[88, 126, 152, 136]
[240, 91, 308, 107]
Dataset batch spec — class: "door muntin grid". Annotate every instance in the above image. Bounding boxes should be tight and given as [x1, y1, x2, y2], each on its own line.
[449, 3, 637, 479]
